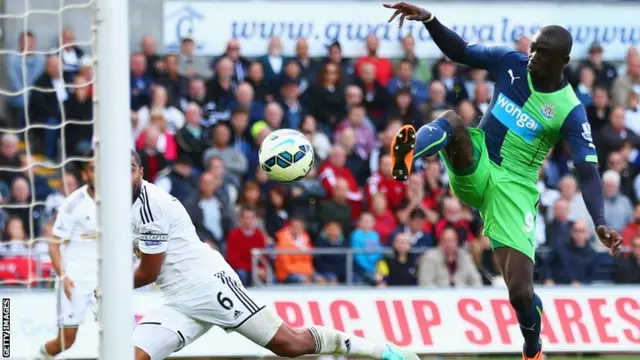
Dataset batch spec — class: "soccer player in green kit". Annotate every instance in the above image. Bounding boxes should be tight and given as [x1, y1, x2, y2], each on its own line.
[384, 2, 624, 359]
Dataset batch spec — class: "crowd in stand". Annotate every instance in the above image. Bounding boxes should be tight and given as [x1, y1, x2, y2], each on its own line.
[0, 28, 639, 287]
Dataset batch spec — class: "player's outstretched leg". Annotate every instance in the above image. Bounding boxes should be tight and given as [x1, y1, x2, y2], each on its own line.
[265, 323, 419, 360]
[37, 328, 79, 359]
[391, 110, 474, 181]
[237, 308, 418, 359]
[494, 248, 544, 360]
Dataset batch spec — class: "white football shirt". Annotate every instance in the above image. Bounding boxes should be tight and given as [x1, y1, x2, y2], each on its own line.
[132, 180, 224, 299]
[52, 185, 98, 288]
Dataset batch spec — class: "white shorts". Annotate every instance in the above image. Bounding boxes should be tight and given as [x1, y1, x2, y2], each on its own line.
[57, 286, 96, 327]
[134, 271, 283, 359]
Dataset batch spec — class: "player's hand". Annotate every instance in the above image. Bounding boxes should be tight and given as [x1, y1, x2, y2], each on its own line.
[596, 225, 623, 257]
[63, 277, 75, 300]
[94, 287, 101, 299]
[383, 2, 432, 27]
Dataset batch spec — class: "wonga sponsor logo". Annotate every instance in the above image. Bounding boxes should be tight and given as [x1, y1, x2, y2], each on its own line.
[491, 93, 542, 143]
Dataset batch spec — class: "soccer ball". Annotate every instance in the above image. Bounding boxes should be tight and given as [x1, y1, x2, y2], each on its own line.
[259, 129, 314, 182]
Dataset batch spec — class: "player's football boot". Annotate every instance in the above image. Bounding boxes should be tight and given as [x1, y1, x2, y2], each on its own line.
[390, 125, 416, 181]
[522, 350, 544, 360]
[35, 346, 55, 360]
[381, 344, 420, 360]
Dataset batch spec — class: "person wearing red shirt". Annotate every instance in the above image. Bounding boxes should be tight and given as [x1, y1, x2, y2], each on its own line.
[354, 62, 391, 122]
[318, 145, 363, 219]
[621, 204, 640, 246]
[366, 154, 406, 210]
[135, 109, 178, 161]
[136, 125, 169, 182]
[355, 34, 393, 86]
[422, 157, 445, 210]
[370, 193, 398, 245]
[396, 173, 439, 229]
[435, 197, 474, 245]
[225, 206, 267, 286]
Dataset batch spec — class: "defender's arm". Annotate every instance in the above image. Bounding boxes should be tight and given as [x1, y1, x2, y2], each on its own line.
[134, 197, 169, 288]
[134, 251, 165, 288]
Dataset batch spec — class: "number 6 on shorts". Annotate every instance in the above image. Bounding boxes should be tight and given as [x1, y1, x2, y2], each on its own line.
[217, 292, 234, 310]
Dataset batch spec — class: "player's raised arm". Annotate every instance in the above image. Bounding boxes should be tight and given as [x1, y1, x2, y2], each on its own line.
[384, 2, 511, 71]
[560, 106, 623, 256]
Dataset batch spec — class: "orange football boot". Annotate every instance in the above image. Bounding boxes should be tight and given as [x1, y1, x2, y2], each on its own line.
[522, 350, 544, 360]
[390, 125, 416, 181]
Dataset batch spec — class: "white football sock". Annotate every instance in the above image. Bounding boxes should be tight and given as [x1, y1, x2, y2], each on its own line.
[38, 345, 55, 359]
[308, 326, 387, 358]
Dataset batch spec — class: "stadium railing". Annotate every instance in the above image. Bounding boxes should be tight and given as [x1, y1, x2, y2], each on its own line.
[0, 245, 629, 289]
[250, 247, 426, 286]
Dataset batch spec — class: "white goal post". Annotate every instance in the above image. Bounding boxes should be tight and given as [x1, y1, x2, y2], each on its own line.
[94, 0, 133, 359]
[0, 0, 132, 358]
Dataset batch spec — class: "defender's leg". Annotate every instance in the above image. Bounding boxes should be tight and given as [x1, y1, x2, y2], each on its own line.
[235, 306, 418, 359]
[391, 110, 475, 180]
[263, 322, 419, 360]
[494, 247, 543, 360]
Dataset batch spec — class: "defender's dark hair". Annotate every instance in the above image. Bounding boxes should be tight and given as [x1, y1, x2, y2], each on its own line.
[81, 149, 95, 170]
[131, 149, 142, 167]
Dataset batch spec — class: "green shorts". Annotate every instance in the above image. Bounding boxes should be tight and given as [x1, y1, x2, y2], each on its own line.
[439, 128, 539, 262]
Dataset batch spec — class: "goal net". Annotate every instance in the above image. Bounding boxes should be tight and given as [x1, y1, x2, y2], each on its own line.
[0, 0, 132, 359]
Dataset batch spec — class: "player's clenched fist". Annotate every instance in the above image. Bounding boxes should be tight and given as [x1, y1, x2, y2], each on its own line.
[383, 2, 432, 27]
[596, 225, 624, 257]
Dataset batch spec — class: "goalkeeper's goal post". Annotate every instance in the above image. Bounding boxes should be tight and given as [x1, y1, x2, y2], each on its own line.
[95, 0, 133, 359]
[0, 0, 133, 358]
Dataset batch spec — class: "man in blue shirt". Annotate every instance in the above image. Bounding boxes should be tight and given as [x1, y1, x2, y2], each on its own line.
[6, 31, 44, 127]
[387, 59, 429, 105]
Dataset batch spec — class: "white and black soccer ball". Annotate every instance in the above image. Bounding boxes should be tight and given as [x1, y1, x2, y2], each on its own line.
[258, 129, 314, 183]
